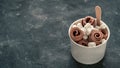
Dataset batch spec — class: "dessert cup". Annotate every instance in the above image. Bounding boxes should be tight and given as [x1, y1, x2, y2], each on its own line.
[68, 19, 110, 64]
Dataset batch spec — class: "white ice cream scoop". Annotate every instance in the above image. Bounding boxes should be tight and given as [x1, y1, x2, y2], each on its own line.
[88, 42, 96, 47]
[77, 23, 83, 29]
[84, 23, 94, 35]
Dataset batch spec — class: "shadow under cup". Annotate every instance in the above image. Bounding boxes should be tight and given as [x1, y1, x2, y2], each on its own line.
[68, 19, 110, 65]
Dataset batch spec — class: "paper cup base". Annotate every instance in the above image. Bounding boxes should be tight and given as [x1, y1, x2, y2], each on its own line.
[71, 41, 106, 65]
[71, 51, 104, 64]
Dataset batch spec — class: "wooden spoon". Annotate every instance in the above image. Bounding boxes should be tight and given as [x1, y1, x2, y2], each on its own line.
[95, 6, 102, 26]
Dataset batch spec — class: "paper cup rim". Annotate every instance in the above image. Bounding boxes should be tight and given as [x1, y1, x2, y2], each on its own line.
[68, 18, 110, 48]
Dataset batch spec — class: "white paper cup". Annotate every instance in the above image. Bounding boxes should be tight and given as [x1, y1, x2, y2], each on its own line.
[68, 19, 110, 64]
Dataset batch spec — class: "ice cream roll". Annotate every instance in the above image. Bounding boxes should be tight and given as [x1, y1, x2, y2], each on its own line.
[70, 27, 84, 42]
[100, 28, 108, 39]
[89, 30, 103, 45]
[78, 39, 88, 46]
[81, 16, 96, 27]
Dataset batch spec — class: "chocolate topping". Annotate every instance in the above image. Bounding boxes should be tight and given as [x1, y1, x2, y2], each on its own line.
[70, 27, 84, 42]
[89, 30, 103, 45]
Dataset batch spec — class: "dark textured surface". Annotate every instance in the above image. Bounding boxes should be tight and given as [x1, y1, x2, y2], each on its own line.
[0, 0, 120, 68]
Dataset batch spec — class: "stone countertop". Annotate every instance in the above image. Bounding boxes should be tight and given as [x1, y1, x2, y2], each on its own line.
[0, 0, 120, 68]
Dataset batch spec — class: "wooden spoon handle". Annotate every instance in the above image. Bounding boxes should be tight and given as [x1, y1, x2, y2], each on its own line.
[95, 6, 102, 26]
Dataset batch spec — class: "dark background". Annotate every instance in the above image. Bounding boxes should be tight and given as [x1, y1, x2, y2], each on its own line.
[0, 0, 120, 68]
